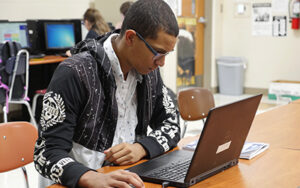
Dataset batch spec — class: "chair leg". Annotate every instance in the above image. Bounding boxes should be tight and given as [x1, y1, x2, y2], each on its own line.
[3, 106, 8, 123]
[181, 121, 187, 138]
[21, 166, 30, 188]
[24, 101, 37, 128]
[32, 93, 42, 117]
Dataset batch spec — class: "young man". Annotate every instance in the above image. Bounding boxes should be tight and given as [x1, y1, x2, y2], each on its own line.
[34, 0, 180, 187]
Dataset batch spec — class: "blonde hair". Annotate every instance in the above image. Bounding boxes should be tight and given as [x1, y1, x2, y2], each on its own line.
[83, 8, 110, 35]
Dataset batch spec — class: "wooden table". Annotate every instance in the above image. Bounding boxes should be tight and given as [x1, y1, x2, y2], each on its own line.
[29, 55, 67, 66]
[48, 102, 300, 188]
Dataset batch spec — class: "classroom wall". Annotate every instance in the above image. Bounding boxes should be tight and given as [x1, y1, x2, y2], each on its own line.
[0, 0, 90, 21]
[211, 0, 300, 90]
[95, 0, 126, 26]
[210, 0, 224, 90]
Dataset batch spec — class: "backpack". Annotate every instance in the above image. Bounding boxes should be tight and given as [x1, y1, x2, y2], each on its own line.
[0, 41, 27, 107]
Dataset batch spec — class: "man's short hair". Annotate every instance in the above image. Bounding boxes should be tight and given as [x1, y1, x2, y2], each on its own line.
[120, 0, 179, 39]
[120, 1, 133, 16]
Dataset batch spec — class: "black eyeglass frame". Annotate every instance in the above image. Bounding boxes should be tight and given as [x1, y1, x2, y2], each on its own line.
[135, 31, 170, 61]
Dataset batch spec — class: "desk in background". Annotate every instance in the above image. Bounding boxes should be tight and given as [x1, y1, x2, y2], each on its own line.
[29, 55, 67, 66]
[47, 101, 300, 188]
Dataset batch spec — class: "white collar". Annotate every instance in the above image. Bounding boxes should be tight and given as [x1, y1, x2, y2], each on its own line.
[103, 34, 143, 83]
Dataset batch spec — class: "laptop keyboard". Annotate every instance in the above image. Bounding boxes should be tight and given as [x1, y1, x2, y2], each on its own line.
[148, 159, 191, 181]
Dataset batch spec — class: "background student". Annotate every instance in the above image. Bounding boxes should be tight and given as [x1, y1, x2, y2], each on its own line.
[115, 1, 133, 29]
[83, 8, 111, 39]
[66, 8, 111, 57]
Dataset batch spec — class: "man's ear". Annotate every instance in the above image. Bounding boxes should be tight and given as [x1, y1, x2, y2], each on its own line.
[124, 30, 136, 46]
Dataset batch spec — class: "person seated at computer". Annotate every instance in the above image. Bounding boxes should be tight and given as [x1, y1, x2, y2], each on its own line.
[83, 8, 111, 39]
[66, 8, 111, 57]
[115, 1, 133, 29]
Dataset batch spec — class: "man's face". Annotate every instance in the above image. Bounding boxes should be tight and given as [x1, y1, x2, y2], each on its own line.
[129, 30, 177, 75]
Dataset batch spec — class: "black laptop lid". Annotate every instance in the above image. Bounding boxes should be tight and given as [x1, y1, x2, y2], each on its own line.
[185, 94, 262, 181]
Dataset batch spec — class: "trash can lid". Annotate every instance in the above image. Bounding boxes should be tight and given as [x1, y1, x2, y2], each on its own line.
[216, 56, 246, 67]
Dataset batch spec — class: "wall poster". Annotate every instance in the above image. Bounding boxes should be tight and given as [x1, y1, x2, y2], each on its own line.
[252, 3, 272, 36]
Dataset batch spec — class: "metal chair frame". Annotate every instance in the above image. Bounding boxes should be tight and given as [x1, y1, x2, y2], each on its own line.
[2, 49, 37, 127]
[31, 89, 46, 120]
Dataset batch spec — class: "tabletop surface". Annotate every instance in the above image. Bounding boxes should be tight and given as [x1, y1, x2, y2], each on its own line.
[48, 102, 300, 188]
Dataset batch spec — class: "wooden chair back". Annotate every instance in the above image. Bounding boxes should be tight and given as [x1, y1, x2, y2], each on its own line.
[0, 121, 38, 172]
[178, 87, 215, 137]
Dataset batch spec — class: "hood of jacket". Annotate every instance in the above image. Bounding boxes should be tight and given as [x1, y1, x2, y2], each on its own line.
[70, 29, 120, 77]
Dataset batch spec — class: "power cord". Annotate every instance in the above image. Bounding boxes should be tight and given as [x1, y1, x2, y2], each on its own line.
[162, 181, 170, 188]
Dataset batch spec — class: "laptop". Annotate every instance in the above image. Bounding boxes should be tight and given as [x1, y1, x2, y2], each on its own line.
[127, 94, 262, 187]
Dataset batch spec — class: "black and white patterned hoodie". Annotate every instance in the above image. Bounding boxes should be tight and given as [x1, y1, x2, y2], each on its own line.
[34, 30, 181, 188]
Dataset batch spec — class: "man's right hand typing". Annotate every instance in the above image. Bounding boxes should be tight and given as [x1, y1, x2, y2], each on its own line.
[78, 170, 145, 188]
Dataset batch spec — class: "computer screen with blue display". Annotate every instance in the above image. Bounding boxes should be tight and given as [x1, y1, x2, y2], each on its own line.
[44, 22, 75, 50]
[0, 22, 29, 48]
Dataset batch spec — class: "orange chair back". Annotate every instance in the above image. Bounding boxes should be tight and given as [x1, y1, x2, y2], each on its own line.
[0, 122, 38, 172]
[178, 87, 215, 121]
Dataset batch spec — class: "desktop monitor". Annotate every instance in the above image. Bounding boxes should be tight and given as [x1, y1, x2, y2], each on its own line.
[0, 21, 29, 48]
[67, 19, 82, 43]
[44, 22, 75, 51]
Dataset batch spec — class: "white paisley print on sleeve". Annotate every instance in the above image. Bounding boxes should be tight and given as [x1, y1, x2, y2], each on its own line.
[34, 139, 50, 175]
[149, 86, 179, 152]
[162, 86, 176, 115]
[40, 91, 66, 131]
[50, 158, 74, 184]
[161, 123, 179, 139]
[149, 130, 170, 152]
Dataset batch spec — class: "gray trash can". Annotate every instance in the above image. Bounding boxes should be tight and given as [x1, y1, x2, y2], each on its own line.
[216, 56, 246, 95]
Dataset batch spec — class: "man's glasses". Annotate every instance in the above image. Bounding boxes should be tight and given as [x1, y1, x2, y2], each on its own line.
[135, 31, 170, 61]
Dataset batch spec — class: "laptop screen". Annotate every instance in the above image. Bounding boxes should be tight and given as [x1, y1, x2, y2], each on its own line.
[126, 94, 262, 187]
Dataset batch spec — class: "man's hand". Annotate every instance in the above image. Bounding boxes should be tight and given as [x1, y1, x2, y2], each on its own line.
[104, 143, 147, 165]
[78, 170, 144, 188]
[65, 50, 72, 57]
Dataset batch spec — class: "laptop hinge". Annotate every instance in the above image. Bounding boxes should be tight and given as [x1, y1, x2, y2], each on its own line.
[188, 159, 238, 185]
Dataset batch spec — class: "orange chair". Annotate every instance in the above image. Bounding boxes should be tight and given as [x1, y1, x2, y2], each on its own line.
[0, 122, 38, 188]
[177, 87, 215, 138]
